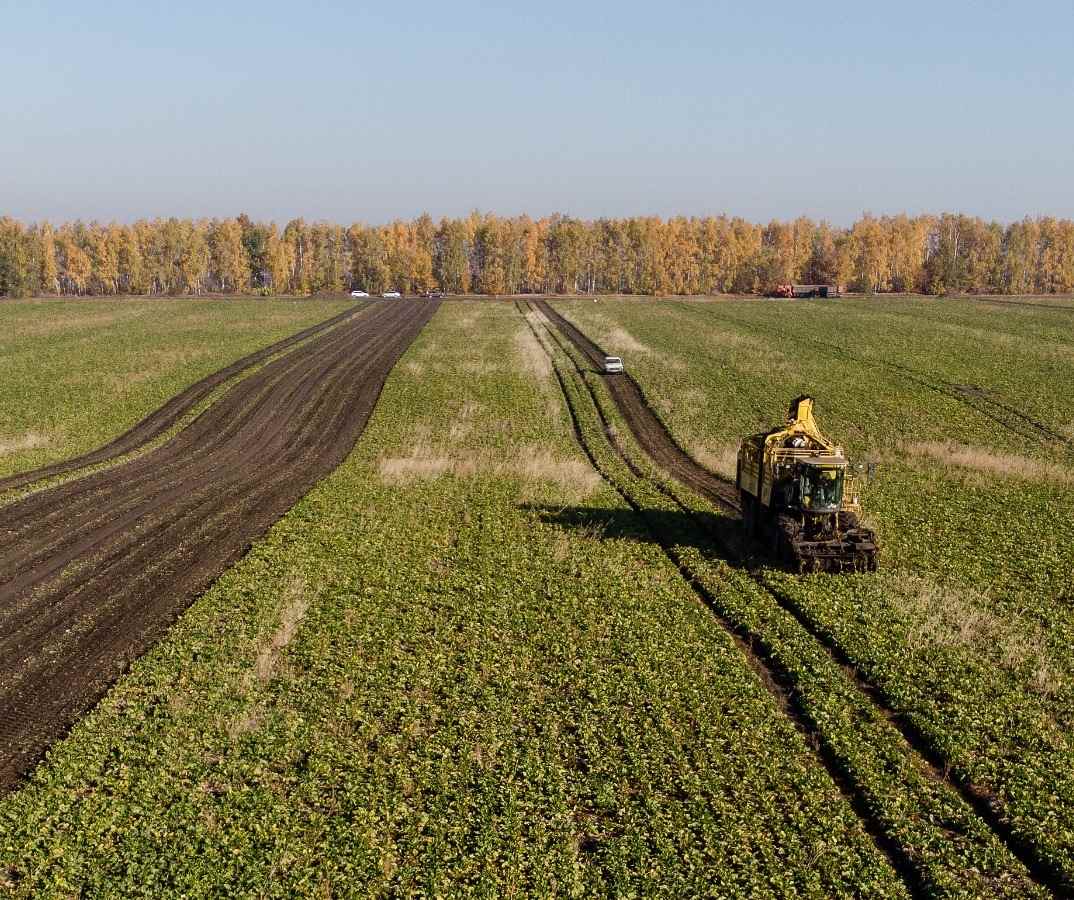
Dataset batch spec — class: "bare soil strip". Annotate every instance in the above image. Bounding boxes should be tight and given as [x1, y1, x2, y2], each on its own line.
[0, 300, 438, 791]
[527, 299, 1066, 897]
[0, 303, 368, 496]
[531, 300, 740, 510]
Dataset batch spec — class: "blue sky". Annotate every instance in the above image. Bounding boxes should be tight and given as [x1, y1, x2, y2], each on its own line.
[2, 0, 1072, 224]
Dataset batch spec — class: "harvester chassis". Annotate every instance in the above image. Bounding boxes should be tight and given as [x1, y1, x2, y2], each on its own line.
[743, 498, 878, 573]
[775, 518, 879, 574]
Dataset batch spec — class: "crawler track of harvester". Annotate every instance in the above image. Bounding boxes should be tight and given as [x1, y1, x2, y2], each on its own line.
[521, 298, 1068, 898]
[0, 300, 438, 791]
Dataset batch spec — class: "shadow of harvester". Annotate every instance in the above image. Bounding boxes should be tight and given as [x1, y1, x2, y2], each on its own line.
[521, 503, 754, 571]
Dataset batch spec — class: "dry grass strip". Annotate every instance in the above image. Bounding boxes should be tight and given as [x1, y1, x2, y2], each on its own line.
[894, 573, 1061, 697]
[903, 440, 1073, 485]
[0, 432, 50, 456]
[379, 443, 600, 500]
[228, 576, 310, 739]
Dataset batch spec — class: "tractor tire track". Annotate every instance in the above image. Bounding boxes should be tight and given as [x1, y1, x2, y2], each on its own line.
[0, 303, 369, 496]
[525, 299, 1068, 897]
[531, 300, 740, 511]
[0, 299, 438, 792]
[0, 303, 406, 603]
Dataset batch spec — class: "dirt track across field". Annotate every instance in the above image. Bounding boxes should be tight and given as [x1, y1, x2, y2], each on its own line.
[531, 300, 740, 511]
[0, 303, 367, 496]
[0, 299, 438, 791]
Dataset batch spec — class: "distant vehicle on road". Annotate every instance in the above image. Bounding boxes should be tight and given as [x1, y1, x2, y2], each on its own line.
[350, 290, 369, 297]
[382, 291, 402, 299]
[425, 291, 445, 299]
[603, 356, 624, 374]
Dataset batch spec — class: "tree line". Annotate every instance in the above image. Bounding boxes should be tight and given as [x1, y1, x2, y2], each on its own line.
[2, 212, 1073, 298]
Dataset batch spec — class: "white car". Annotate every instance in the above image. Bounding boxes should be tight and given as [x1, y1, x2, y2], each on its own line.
[350, 290, 369, 297]
[382, 291, 402, 299]
[603, 356, 624, 374]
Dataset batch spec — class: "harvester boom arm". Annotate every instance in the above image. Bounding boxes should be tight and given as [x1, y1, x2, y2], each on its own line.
[767, 395, 834, 452]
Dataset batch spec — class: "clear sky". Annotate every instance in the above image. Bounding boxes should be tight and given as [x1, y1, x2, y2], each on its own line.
[2, 0, 1072, 225]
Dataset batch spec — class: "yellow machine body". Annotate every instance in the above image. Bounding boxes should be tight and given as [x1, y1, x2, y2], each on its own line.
[736, 396, 877, 573]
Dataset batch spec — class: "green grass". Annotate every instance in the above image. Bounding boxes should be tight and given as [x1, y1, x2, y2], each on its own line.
[0, 301, 903, 897]
[0, 297, 353, 479]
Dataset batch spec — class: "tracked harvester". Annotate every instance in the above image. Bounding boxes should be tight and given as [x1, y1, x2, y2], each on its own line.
[737, 396, 878, 573]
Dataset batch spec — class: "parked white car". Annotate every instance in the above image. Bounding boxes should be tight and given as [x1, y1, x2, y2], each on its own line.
[382, 291, 402, 298]
[350, 290, 369, 297]
[603, 356, 624, 374]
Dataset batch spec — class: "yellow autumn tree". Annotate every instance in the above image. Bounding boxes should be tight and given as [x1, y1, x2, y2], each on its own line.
[36, 223, 59, 294]
[209, 219, 250, 293]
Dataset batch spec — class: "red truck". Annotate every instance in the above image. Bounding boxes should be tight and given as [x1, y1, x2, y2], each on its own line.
[770, 284, 841, 298]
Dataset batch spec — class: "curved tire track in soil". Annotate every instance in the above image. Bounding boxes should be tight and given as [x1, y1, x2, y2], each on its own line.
[526, 299, 1068, 897]
[0, 299, 438, 791]
[0, 305, 402, 591]
[0, 303, 368, 496]
[531, 300, 740, 511]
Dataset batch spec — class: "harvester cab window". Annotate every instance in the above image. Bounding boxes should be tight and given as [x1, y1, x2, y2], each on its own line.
[799, 465, 843, 511]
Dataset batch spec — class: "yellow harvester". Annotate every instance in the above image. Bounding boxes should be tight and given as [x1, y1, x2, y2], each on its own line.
[736, 396, 878, 573]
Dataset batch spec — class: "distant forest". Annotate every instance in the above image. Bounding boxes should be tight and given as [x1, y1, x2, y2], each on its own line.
[2, 212, 1073, 298]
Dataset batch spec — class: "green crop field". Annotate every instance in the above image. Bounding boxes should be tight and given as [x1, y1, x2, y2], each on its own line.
[1, 295, 1072, 897]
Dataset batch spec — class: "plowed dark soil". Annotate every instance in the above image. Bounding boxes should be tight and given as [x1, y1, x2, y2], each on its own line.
[0, 303, 367, 496]
[0, 299, 438, 791]
[531, 300, 739, 511]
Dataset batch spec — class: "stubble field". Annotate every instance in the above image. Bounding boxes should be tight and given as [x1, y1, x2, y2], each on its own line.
[1, 294, 1072, 898]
